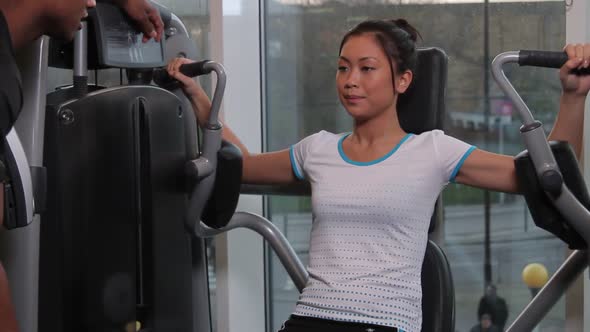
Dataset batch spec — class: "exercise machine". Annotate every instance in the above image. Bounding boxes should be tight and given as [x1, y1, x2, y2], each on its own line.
[3, 2, 589, 330]
[493, 50, 590, 332]
[2, 2, 228, 331]
[191, 49, 590, 332]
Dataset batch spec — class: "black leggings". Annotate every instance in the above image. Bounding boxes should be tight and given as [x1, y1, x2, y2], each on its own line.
[277, 315, 399, 332]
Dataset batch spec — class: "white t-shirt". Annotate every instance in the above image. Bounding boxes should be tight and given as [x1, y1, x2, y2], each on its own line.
[289, 130, 475, 332]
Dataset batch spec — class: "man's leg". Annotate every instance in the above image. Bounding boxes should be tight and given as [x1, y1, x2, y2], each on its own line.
[0, 261, 18, 332]
[0, 183, 18, 331]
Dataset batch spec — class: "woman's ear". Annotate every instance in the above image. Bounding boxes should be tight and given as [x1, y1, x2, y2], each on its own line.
[396, 70, 413, 94]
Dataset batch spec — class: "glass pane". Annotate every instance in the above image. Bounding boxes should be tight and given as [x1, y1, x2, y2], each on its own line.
[264, 1, 566, 332]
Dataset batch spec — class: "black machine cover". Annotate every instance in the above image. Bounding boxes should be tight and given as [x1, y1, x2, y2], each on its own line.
[515, 141, 590, 249]
[40, 86, 198, 331]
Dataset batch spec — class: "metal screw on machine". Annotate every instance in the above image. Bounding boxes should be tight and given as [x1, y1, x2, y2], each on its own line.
[540, 169, 563, 196]
[58, 108, 75, 125]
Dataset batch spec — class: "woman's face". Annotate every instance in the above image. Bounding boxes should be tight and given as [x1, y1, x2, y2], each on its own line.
[336, 33, 410, 121]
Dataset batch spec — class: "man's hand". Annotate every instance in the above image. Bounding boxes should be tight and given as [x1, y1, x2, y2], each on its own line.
[119, 0, 164, 42]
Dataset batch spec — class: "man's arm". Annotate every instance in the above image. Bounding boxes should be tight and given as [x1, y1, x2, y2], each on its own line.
[113, 0, 164, 42]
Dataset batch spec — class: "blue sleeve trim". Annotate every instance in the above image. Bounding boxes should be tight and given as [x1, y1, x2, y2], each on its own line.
[290, 146, 305, 181]
[449, 145, 476, 183]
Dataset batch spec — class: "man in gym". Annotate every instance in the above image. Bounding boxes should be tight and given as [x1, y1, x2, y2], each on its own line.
[0, 0, 164, 330]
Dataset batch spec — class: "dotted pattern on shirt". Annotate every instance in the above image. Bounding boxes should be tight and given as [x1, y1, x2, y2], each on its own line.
[290, 131, 473, 332]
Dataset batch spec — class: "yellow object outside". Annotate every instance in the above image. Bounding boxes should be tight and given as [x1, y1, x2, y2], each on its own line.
[522, 263, 549, 288]
[124, 321, 141, 332]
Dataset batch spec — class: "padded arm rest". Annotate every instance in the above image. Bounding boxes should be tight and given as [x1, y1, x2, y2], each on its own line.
[515, 141, 589, 249]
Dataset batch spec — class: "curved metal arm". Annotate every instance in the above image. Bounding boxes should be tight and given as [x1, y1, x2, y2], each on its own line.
[491, 52, 535, 126]
[185, 62, 226, 234]
[491, 52, 559, 181]
[203, 62, 226, 129]
[492, 51, 590, 273]
[195, 211, 309, 293]
[553, 188, 590, 243]
[491, 52, 590, 234]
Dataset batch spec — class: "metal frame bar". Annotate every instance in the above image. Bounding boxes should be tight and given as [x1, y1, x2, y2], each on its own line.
[492, 50, 590, 331]
[196, 211, 309, 293]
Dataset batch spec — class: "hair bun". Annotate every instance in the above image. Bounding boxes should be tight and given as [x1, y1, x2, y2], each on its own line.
[390, 18, 421, 43]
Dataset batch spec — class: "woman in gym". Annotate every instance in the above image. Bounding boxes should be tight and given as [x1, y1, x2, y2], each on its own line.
[168, 19, 590, 332]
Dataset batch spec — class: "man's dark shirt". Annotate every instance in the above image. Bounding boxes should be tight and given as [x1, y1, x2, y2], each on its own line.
[0, 9, 22, 140]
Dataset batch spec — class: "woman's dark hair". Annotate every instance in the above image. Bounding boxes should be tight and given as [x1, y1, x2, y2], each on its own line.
[339, 19, 421, 78]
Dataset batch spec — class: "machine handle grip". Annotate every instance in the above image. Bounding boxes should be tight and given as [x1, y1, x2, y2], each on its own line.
[519, 50, 590, 75]
[152, 60, 211, 87]
[519, 50, 567, 68]
[179, 60, 211, 77]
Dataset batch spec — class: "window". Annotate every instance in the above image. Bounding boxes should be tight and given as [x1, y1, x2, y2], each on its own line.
[263, 1, 566, 331]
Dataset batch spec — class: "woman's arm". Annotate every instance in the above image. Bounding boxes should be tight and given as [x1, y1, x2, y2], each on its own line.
[455, 150, 517, 193]
[455, 43, 590, 193]
[546, 45, 590, 158]
[167, 58, 297, 185]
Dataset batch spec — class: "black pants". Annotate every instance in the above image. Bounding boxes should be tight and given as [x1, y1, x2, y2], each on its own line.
[278, 315, 399, 332]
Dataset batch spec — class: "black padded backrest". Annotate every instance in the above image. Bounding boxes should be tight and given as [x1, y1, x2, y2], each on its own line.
[399, 48, 455, 332]
[398, 47, 448, 135]
[421, 240, 455, 332]
[398, 47, 448, 235]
